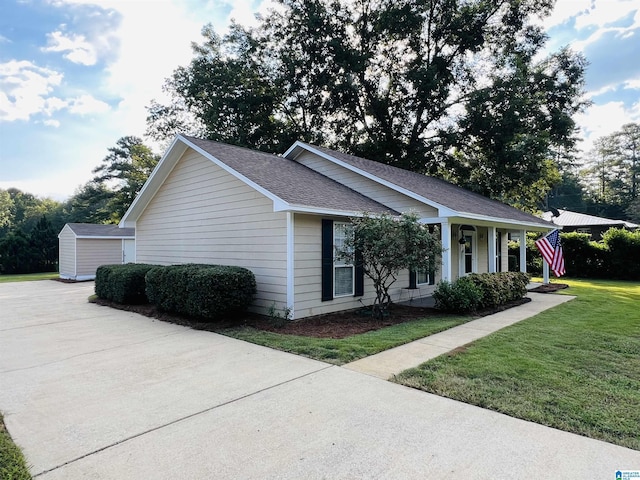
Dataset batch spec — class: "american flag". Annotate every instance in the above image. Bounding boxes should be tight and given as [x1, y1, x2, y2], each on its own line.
[535, 229, 566, 277]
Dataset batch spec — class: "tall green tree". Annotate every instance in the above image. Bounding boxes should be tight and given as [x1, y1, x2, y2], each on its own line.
[62, 182, 113, 224]
[29, 216, 58, 272]
[580, 123, 640, 218]
[148, 0, 587, 209]
[91, 136, 160, 222]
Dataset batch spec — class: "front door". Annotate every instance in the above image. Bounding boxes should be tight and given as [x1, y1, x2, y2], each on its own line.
[459, 230, 477, 277]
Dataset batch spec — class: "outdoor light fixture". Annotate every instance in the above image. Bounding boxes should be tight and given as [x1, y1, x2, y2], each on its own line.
[458, 237, 466, 245]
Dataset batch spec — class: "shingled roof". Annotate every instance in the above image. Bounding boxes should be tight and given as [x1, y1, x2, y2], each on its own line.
[288, 142, 552, 228]
[65, 223, 135, 238]
[183, 136, 397, 216]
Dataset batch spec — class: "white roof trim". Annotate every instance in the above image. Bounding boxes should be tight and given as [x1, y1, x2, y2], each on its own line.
[275, 205, 387, 218]
[284, 142, 457, 217]
[75, 235, 135, 240]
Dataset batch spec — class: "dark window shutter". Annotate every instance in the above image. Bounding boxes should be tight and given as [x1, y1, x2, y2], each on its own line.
[429, 268, 436, 285]
[354, 248, 364, 297]
[321, 219, 333, 301]
[409, 270, 417, 289]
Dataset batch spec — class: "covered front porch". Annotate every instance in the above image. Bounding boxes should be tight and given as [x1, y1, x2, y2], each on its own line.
[420, 215, 553, 284]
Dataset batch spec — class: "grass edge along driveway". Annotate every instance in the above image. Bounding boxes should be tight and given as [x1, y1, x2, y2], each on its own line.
[393, 278, 640, 451]
[0, 413, 32, 480]
[217, 314, 472, 366]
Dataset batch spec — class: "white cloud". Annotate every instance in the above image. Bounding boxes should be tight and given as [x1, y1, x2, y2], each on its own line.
[0, 60, 64, 121]
[576, 100, 640, 152]
[42, 30, 98, 65]
[543, 0, 593, 29]
[0, 34, 10, 43]
[573, 1, 639, 30]
[67, 94, 110, 115]
[623, 78, 640, 90]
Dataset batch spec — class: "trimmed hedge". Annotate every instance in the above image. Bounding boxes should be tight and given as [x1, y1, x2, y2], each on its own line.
[145, 264, 256, 321]
[433, 272, 529, 313]
[95, 263, 157, 304]
[510, 228, 640, 280]
[467, 272, 529, 309]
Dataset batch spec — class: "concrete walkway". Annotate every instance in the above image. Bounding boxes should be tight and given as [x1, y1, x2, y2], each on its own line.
[344, 292, 575, 379]
[1, 281, 638, 479]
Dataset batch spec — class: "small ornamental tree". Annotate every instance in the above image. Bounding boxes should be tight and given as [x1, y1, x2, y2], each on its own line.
[338, 212, 442, 319]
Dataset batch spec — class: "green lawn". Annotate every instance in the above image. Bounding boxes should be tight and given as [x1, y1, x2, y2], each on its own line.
[0, 413, 32, 480]
[393, 278, 640, 450]
[0, 272, 58, 283]
[217, 313, 472, 365]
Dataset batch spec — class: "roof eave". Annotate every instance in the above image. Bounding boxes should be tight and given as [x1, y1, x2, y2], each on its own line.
[275, 203, 398, 218]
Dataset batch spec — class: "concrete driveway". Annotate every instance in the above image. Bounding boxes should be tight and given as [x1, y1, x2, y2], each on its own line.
[1, 280, 638, 479]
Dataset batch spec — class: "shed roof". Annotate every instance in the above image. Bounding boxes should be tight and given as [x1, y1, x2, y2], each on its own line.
[542, 209, 639, 229]
[64, 223, 135, 238]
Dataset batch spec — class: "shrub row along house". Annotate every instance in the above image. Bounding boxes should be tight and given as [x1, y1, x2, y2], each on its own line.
[88, 135, 550, 319]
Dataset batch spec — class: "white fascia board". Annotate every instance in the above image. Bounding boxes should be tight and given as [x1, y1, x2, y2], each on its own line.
[181, 136, 292, 211]
[76, 235, 136, 240]
[274, 203, 394, 218]
[58, 224, 73, 239]
[419, 217, 448, 224]
[284, 142, 457, 217]
[446, 213, 554, 231]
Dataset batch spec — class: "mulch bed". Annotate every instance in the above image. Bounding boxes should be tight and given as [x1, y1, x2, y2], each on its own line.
[528, 283, 569, 293]
[92, 296, 532, 339]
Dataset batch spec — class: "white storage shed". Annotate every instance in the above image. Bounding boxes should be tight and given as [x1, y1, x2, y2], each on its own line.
[58, 223, 135, 280]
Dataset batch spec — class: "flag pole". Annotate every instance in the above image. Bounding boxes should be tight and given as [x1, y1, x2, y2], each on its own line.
[543, 258, 550, 284]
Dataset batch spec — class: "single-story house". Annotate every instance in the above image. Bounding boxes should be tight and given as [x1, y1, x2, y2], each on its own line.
[542, 209, 639, 241]
[120, 135, 554, 319]
[58, 223, 135, 280]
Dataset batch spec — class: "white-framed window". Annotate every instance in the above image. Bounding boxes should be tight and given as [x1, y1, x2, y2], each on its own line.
[416, 269, 429, 285]
[333, 222, 354, 297]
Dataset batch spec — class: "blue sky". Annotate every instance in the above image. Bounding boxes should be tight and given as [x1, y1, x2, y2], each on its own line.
[1, 0, 639, 200]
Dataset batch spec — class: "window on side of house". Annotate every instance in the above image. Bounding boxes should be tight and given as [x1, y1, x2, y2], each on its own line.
[416, 269, 429, 285]
[334, 222, 354, 297]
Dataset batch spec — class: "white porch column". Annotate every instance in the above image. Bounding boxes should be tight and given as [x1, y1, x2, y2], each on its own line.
[519, 229, 527, 273]
[286, 212, 295, 319]
[440, 220, 451, 282]
[488, 226, 497, 273]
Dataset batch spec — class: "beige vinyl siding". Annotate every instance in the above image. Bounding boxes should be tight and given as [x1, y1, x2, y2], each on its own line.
[293, 214, 415, 319]
[135, 148, 287, 314]
[76, 239, 123, 278]
[58, 225, 76, 278]
[295, 151, 439, 217]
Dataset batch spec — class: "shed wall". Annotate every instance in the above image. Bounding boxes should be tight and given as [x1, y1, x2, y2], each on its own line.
[76, 239, 123, 278]
[58, 226, 76, 278]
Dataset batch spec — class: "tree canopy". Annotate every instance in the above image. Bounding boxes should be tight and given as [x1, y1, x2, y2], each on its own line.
[147, 0, 587, 210]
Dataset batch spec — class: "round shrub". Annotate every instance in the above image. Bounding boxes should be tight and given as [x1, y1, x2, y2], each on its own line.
[95, 263, 157, 304]
[145, 264, 257, 321]
[433, 277, 483, 313]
